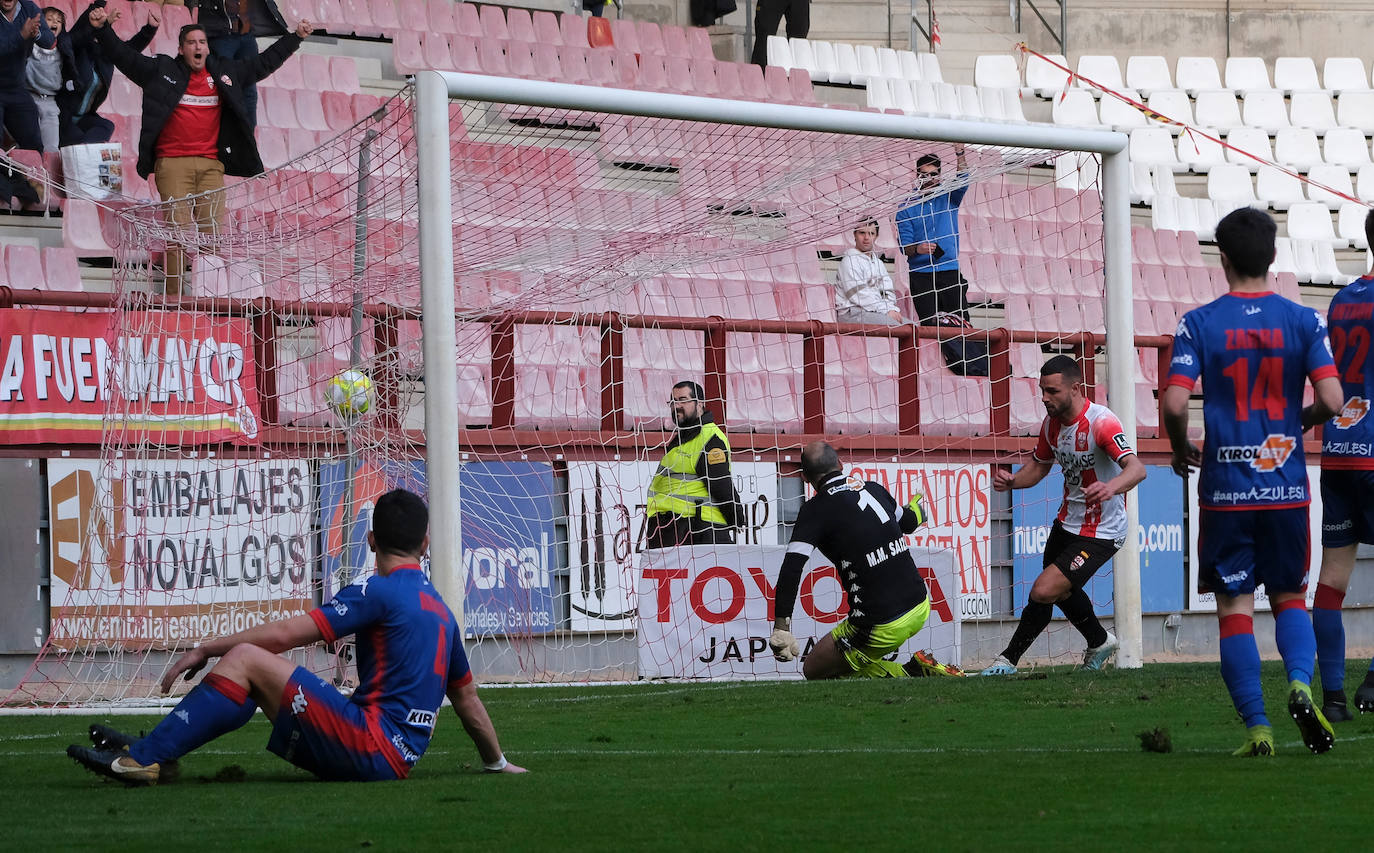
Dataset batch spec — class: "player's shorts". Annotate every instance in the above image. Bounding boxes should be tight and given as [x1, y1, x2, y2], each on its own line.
[830, 598, 930, 674]
[1197, 506, 1310, 597]
[267, 666, 405, 782]
[1043, 521, 1118, 590]
[1321, 469, 1374, 548]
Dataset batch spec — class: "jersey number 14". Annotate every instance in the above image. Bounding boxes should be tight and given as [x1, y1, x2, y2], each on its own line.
[1221, 356, 1286, 421]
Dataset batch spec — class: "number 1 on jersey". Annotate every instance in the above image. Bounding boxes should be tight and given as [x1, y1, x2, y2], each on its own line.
[857, 488, 891, 523]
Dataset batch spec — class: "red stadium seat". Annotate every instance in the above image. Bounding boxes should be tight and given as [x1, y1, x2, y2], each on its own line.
[586, 16, 611, 49]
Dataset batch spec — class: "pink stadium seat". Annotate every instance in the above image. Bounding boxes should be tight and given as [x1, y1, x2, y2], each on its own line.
[41, 247, 83, 292]
[532, 10, 562, 45]
[369, 0, 402, 34]
[560, 11, 588, 48]
[451, 1, 479, 36]
[264, 54, 304, 90]
[713, 61, 743, 99]
[423, 30, 455, 70]
[455, 364, 492, 426]
[193, 256, 266, 300]
[257, 127, 290, 168]
[789, 68, 815, 103]
[662, 24, 691, 59]
[737, 62, 768, 99]
[634, 55, 668, 91]
[609, 19, 639, 54]
[62, 199, 116, 258]
[294, 90, 330, 132]
[260, 86, 299, 129]
[421, 0, 455, 34]
[322, 91, 355, 129]
[4, 244, 42, 290]
[313, 0, 349, 35]
[285, 128, 319, 160]
[505, 7, 534, 42]
[514, 366, 598, 429]
[337, 0, 378, 35]
[559, 46, 591, 84]
[392, 29, 425, 74]
[506, 41, 537, 78]
[477, 38, 509, 75]
[532, 42, 562, 80]
[1153, 228, 1186, 267]
[451, 35, 481, 73]
[108, 72, 139, 116]
[686, 26, 713, 62]
[762, 64, 792, 102]
[829, 372, 899, 434]
[477, 3, 507, 40]
[635, 20, 664, 55]
[1010, 377, 1042, 435]
[1175, 231, 1206, 266]
[325, 56, 361, 95]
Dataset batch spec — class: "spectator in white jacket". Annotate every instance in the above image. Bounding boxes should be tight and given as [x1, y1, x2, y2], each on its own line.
[834, 221, 901, 325]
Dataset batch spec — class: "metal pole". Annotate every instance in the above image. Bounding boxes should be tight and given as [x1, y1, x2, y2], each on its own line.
[339, 129, 376, 592]
[415, 71, 464, 624]
[1101, 147, 1142, 670]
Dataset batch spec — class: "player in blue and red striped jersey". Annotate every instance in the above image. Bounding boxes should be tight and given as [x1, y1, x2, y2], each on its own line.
[1313, 209, 1374, 722]
[67, 489, 526, 785]
[1162, 207, 1345, 757]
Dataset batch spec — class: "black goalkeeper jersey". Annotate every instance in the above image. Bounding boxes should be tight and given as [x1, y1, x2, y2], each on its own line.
[781, 473, 928, 627]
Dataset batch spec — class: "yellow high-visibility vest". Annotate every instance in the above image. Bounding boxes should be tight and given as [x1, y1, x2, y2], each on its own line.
[646, 423, 730, 526]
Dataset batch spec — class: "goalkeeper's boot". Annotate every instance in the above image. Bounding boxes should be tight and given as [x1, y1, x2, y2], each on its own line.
[89, 723, 140, 752]
[1231, 725, 1274, 757]
[979, 655, 1017, 677]
[1354, 681, 1374, 714]
[905, 649, 965, 677]
[1321, 691, 1354, 723]
[1288, 682, 1335, 754]
[1079, 631, 1119, 671]
[67, 744, 160, 786]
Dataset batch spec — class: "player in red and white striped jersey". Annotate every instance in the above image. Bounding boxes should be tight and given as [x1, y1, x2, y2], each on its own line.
[982, 355, 1146, 676]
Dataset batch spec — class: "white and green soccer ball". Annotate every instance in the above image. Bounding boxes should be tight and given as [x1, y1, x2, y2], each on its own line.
[325, 369, 374, 421]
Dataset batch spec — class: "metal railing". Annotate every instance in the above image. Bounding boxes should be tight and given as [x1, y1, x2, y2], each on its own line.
[1015, 0, 1067, 56]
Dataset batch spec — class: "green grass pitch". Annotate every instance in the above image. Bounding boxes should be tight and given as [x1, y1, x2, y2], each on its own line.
[6, 661, 1372, 851]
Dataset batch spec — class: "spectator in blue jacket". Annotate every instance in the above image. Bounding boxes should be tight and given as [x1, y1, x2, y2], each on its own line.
[0, 0, 54, 151]
[896, 145, 969, 325]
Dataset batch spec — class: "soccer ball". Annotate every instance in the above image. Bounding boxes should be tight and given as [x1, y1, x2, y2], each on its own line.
[325, 369, 374, 421]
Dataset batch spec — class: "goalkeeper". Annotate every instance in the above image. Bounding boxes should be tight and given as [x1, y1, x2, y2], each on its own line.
[768, 440, 962, 679]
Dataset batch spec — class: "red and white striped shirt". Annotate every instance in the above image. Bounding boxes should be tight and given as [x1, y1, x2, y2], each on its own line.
[1033, 401, 1134, 541]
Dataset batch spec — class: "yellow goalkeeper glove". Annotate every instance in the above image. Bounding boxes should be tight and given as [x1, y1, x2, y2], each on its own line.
[769, 623, 800, 662]
[906, 493, 929, 527]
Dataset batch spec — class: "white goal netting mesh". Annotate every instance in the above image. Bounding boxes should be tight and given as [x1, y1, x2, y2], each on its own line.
[7, 85, 1141, 706]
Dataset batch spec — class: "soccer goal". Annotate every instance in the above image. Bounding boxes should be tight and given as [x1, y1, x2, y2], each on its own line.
[5, 73, 1146, 709]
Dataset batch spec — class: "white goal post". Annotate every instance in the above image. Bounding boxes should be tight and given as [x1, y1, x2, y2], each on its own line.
[412, 70, 1144, 668]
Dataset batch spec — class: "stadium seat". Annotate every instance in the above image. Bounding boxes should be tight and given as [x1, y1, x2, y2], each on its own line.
[832, 43, 861, 86]
[1338, 202, 1371, 248]
[1054, 150, 1099, 192]
[1306, 164, 1356, 208]
[449, 35, 481, 74]
[789, 68, 816, 104]
[1323, 57, 1370, 94]
[786, 37, 819, 80]
[1026, 52, 1070, 97]
[897, 49, 922, 81]
[193, 256, 266, 300]
[368, 0, 401, 33]
[1289, 91, 1338, 133]
[1176, 56, 1223, 95]
[1321, 127, 1372, 170]
[1145, 89, 1193, 131]
[766, 35, 791, 69]
[813, 41, 843, 84]
[1099, 92, 1148, 131]
[1287, 201, 1340, 244]
[1240, 90, 1290, 133]
[919, 53, 942, 83]
[559, 10, 588, 48]
[40, 247, 83, 292]
[1130, 127, 1184, 171]
[1274, 127, 1323, 170]
[475, 3, 506, 39]
[1256, 165, 1306, 209]
[1225, 56, 1273, 94]
[1075, 54, 1124, 95]
[1051, 89, 1099, 128]
[1274, 57, 1322, 94]
[1193, 90, 1242, 132]
[1336, 91, 1374, 133]
[294, 90, 330, 133]
[505, 7, 534, 42]
[328, 56, 361, 94]
[1178, 128, 1225, 172]
[975, 54, 1019, 88]
[1205, 163, 1257, 207]
[1224, 126, 1274, 171]
[1125, 55, 1173, 96]
[854, 45, 885, 85]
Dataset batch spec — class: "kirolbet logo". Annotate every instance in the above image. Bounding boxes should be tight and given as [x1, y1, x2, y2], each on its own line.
[1216, 434, 1296, 472]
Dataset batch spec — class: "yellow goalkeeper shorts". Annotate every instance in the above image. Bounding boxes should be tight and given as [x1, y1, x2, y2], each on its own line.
[830, 598, 930, 673]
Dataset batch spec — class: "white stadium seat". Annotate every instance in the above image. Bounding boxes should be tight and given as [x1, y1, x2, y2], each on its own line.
[1130, 127, 1184, 171]
[919, 53, 943, 83]
[766, 36, 792, 69]
[1178, 128, 1226, 172]
[975, 54, 1020, 88]
[1288, 91, 1338, 134]
[1337, 91, 1374, 133]
[1206, 163, 1258, 206]
[1338, 202, 1371, 248]
[1274, 57, 1322, 94]
[831, 42, 859, 86]
[955, 84, 984, 119]
[1286, 201, 1339, 244]
[1125, 55, 1173, 96]
[1273, 127, 1323, 171]
[1322, 127, 1373, 170]
[1100, 91, 1148, 131]
[1357, 164, 1374, 202]
[1225, 126, 1274, 171]
[854, 45, 881, 85]
[810, 40, 838, 83]
[1075, 55, 1125, 95]
[1027, 53, 1071, 96]
[1256, 164, 1306, 209]
[877, 47, 902, 81]
[1225, 56, 1273, 94]
[1240, 90, 1290, 133]
[1052, 89, 1100, 127]
[1306, 164, 1356, 208]
[897, 50, 922, 81]
[1146, 89, 1194, 132]
[1177, 56, 1223, 95]
[1193, 89, 1243, 132]
[1323, 57, 1370, 94]
[788, 38, 819, 80]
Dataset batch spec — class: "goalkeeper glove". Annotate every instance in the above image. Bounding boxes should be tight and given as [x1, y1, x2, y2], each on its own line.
[769, 622, 800, 662]
[906, 493, 929, 527]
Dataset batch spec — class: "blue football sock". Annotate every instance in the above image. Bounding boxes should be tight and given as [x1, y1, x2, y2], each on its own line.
[1219, 613, 1268, 728]
[1273, 599, 1316, 687]
[1312, 583, 1346, 694]
[130, 673, 257, 766]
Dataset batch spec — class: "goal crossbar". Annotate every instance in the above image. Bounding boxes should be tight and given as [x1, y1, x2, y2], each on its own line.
[413, 71, 1143, 669]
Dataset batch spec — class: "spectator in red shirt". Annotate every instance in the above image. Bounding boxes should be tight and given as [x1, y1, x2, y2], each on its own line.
[91, 13, 311, 294]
